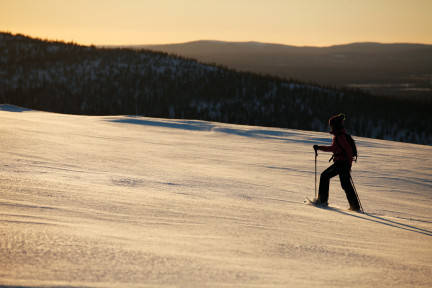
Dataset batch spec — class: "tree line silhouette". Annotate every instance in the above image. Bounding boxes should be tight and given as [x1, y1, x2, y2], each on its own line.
[1, 32, 431, 145]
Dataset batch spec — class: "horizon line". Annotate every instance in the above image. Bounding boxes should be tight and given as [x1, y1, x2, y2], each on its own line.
[2, 31, 432, 48]
[106, 39, 432, 48]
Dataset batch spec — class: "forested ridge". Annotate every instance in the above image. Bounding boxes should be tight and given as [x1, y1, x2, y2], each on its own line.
[1, 32, 431, 145]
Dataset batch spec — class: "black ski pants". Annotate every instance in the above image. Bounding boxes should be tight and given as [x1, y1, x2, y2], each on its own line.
[318, 162, 360, 210]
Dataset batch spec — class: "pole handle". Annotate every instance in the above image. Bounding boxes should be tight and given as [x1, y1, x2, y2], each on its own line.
[313, 145, 318, 157]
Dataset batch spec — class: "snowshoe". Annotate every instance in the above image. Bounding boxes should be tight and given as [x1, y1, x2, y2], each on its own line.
[306, 197, 328, 207]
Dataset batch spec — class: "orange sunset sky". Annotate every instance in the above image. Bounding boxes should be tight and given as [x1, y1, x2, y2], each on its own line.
[1, 0, 431, 46]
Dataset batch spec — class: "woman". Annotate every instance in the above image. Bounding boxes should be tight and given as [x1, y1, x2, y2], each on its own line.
[313, 114, 360, 211]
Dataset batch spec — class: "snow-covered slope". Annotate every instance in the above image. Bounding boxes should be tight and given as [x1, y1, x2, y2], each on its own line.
[1, 105, 431, 287]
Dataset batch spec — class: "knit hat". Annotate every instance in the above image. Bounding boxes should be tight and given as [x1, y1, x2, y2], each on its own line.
[329, 113, 345, 129]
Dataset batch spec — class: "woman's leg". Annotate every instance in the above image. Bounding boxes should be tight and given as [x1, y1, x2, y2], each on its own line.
[318, 163, 341, 204]
[339, 165, 360, 210]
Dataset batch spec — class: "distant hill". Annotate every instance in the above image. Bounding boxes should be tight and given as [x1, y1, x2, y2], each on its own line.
[1, 32, 431, 145]
[138, 41, 432, 99]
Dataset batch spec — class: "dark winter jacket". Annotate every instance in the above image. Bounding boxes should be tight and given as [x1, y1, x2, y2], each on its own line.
[317, 128, 353, 167]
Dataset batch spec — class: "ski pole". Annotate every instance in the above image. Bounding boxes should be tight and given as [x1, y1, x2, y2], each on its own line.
[315, 149, 318, 199]
[350, 175, 363, 212]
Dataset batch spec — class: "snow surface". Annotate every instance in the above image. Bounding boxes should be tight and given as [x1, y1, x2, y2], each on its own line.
[0, 104, 431, 287]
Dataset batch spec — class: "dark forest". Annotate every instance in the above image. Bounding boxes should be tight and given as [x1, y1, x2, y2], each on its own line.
[1, 32, 431, 145]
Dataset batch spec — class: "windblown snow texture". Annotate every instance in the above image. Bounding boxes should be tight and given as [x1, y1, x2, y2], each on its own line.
[1, 105, 431, 287]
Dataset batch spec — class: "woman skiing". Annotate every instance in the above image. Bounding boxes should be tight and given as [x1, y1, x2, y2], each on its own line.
[313, 114, 361, 211]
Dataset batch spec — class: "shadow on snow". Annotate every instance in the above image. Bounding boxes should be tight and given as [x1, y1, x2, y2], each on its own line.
[108, 116, 330, 145]
[0, 104, 32, 112]
[327, 207, 432, 237]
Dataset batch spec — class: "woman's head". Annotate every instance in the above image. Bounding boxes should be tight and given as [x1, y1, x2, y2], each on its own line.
[329, 113, 345, 131]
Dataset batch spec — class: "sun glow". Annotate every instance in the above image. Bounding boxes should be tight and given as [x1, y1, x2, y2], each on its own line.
[1, 0, 431, 46]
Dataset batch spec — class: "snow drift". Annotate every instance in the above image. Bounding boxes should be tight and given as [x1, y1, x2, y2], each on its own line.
[0, 105, 431, 287]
